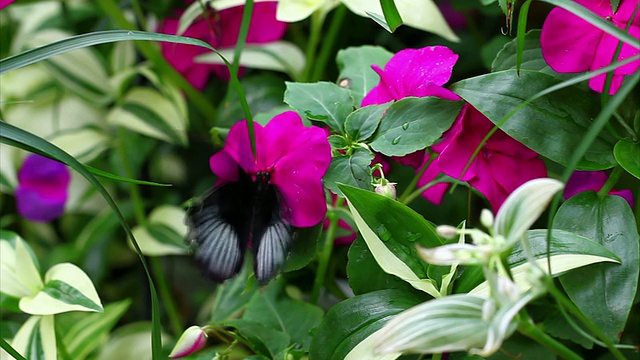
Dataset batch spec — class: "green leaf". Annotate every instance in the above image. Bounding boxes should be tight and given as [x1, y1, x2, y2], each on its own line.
[379, 0, 404, 31]
[209, 265, 257, 323]
[555, 192, 639, 342]
[28, 29, 113, 105]
[492, 30, 563, 76]
[309, 289, 427, 360]
[0, 232, 43, 299]
[61, 299, 131, 360]
[462, 229, 621, 295]
[20, 263, 103, 315]
[284, 82, 354, 133]
[324, 147, 374, 196]
[130, 205, 189, 257]
[11, 316, 56, 360]
[196, 41, 305, 79]
[49, 127, 110, 163]
[282, 223, 322, 273]
[223, 320, 290, 358]
[451, 70, 617, 170]
[344, 103, 391, 142]
[241, 284, 323, 352]
[217, 74, 288, 129]
[0, 30, 217, 75]
[347, 236, 418, 295]
[340, 184, 444, 297]
[107, 87, 188, 145]
[614, 139, 640, 179]
[370, 97, 464, 157]
[336, 46, 393, 105]
[494, 178, 564, 245]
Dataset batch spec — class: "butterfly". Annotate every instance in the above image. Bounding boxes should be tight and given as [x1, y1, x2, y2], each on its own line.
[186, 169, 293, 284]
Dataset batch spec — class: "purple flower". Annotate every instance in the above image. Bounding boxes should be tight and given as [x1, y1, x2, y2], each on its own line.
[209, 111, 331, 227]
[564, 170, 635, 206]
[15, 154, 70, 222]
[541, 0, 640, 94]
[159, 1, 288, 89]
[363, 45, 547, 211]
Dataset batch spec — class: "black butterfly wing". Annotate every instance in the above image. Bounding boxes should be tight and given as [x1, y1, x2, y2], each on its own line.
[187, 181, 251, 282]
[250, 183, 293, 284]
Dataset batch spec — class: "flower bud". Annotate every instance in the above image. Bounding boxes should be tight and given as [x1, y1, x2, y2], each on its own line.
[480, 209, 494, 229]
[169, 326, 208, 358]
[435, 225, 459, 239]
[374, 182, 397, 200]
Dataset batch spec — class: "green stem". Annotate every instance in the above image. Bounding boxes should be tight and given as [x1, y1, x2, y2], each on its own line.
[398, 151, 437, 204]
[150, 257, 184, 336]
[117, 128, 183, 337]
[598, 165, 624, 198]
[301, 10, 326, 82]
[310, 197, 343, 303]
[310, 5, 347, 82]
[548, 283, 626, 360]
[117, 128, 146, 225]
[518, 315, 582, 360]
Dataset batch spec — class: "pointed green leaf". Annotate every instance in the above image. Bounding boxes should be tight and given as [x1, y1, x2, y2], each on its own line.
[340, 184, 444, 297]
[19, 263, 102, 315]
[614, 139, 640, 179]
[309, 289, 427, 360]
[451, 70, 617, 170]
[370, 97, 464, 157]
[324, 147, 374, 196]
[10, 316, 56, 360]
[344, 103, 391, 142]
[197, 41, 305, 78]
[129, 205, 189, 256]
[336, 46, 393, 105]
[107, 87, 188, 145]
[0, 232, 42, 299]
[494, 178, 564, 244]
[284, 81, 354, 133]
[555, 192, 639, 342]
[61, 299, 131, 360]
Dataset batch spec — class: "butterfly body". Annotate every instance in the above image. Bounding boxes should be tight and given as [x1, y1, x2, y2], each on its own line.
[187, 170, 292, 283]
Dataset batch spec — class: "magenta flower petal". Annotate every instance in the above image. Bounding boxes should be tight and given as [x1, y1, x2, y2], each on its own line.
[435, 105, 546, 211]
[541, 6, 602, 73]
[0, 0, 14, 9]
[217, 2, 287, 47]
[540, 0, 640, 94]
[361, 46, 461, 106]
[15, 154, 70, 222]
[565, 170, 634, 207]
[209, 112, 331, 228]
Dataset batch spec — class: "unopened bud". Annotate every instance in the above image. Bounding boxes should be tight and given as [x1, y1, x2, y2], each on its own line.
[480, 209, 494, 228]
[374, 182, 397, 200]
[436, 225, 459, 239]
[169, 326, 208, 358]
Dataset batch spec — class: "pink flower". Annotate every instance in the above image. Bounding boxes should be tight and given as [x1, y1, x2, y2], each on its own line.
[432, 104, 548, 211]
[209, 112, 331, 227]
[15, 154, 70, 222]
[564, 170, 635, 206]
[159, 1, 288, 89]
[363, 45, 547, 211]
[0, 0, 14, 10]
[361, 46, 461, 106]
[169, 326, 208, 358]
[541, 0, 640, 94]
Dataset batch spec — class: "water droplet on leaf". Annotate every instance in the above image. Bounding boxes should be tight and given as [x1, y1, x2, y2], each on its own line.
[402, 122, 409, 130]
[392, 136, 401, 145]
